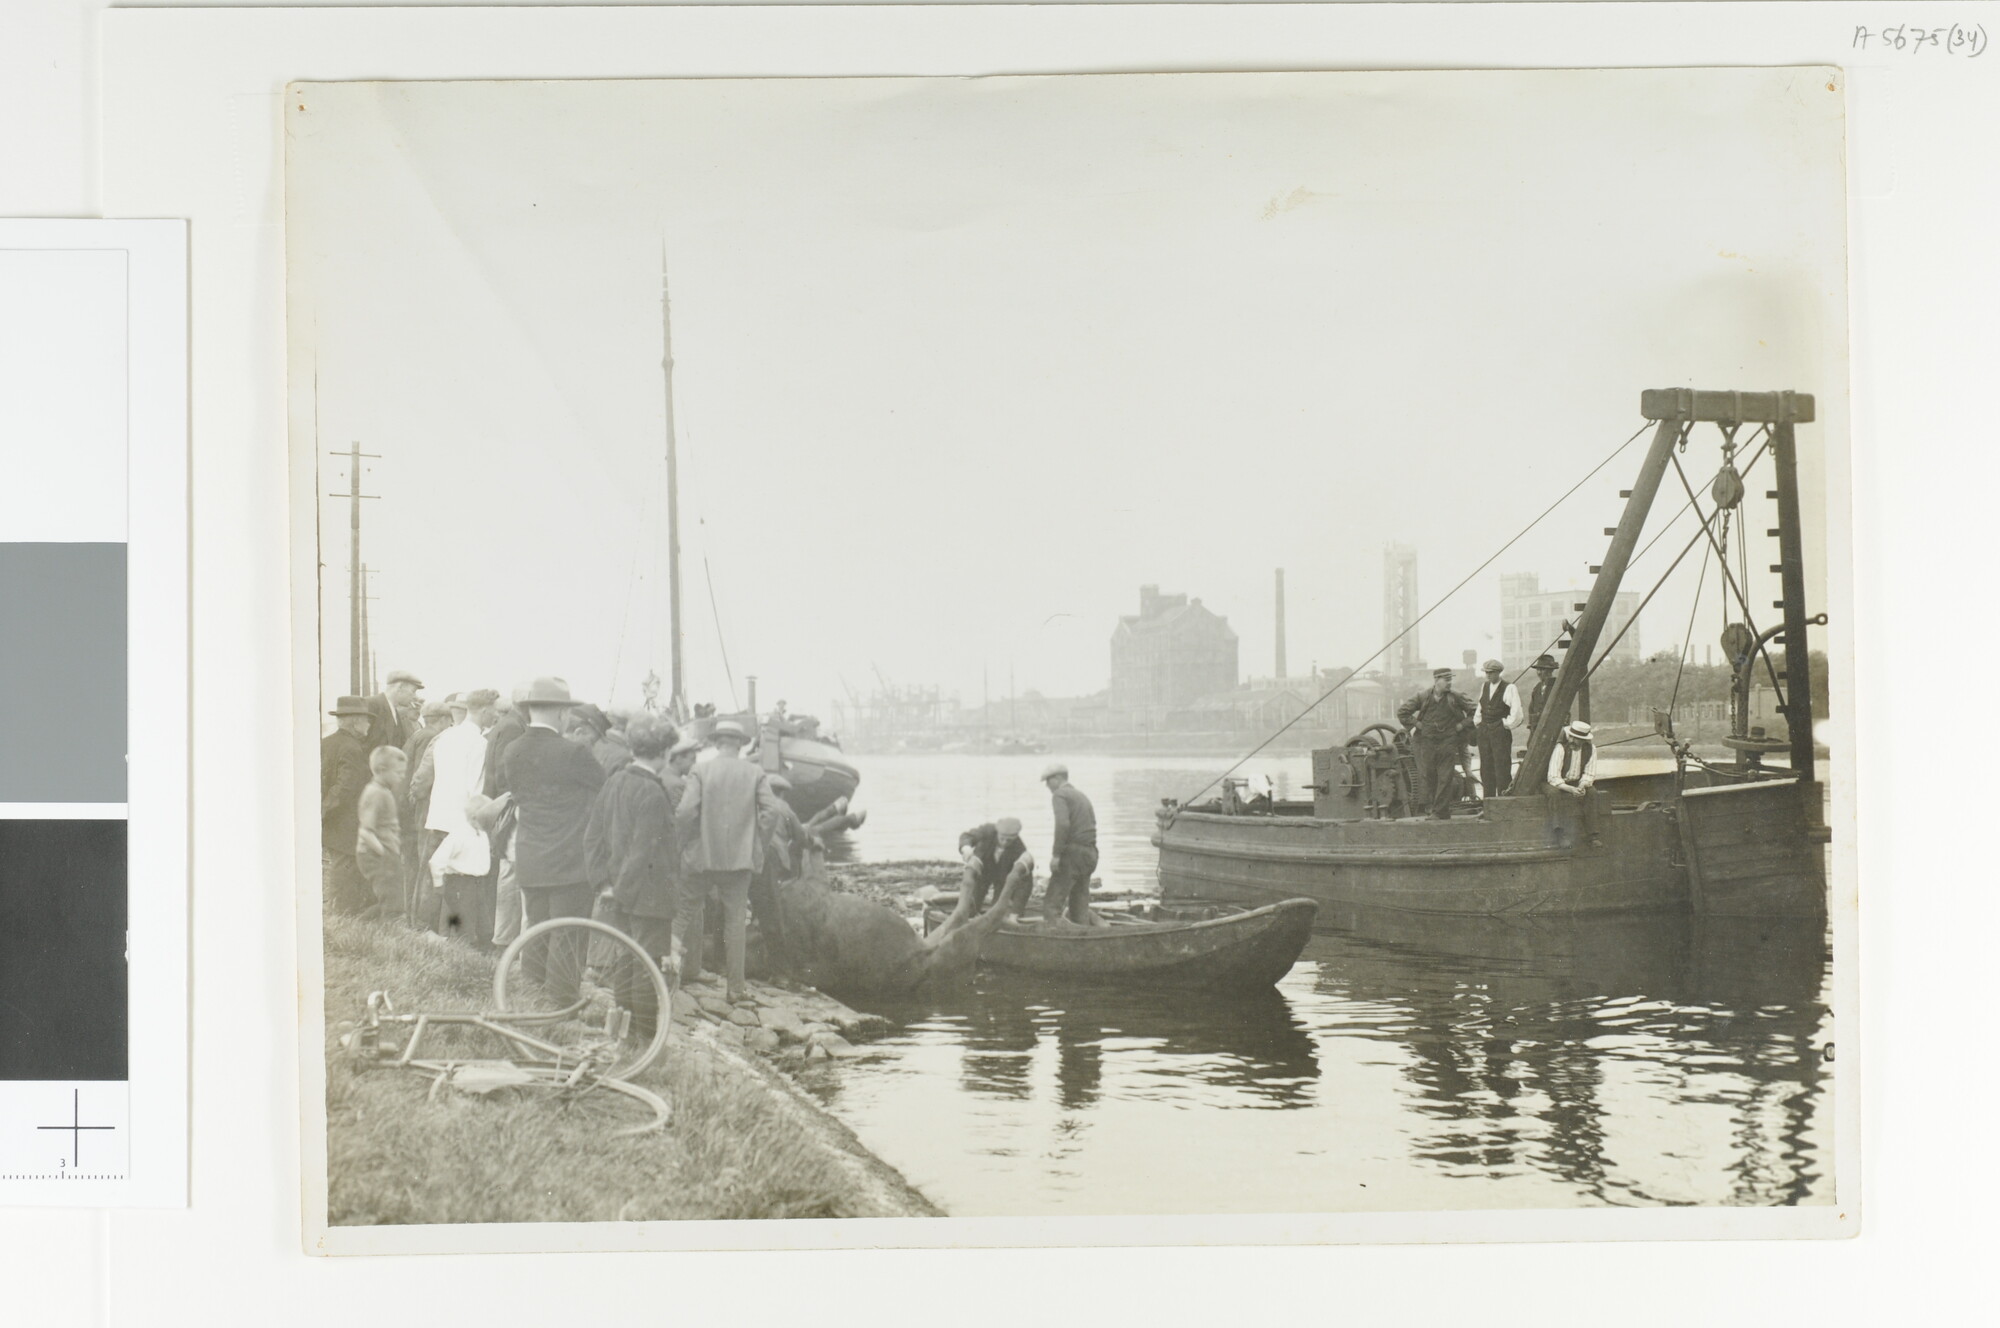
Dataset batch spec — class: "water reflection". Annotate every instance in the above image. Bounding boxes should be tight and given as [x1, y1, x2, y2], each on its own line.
[1306, 908, 1828, 1206]
[871, 980, 1320, 1115]
[808, 906, 1829, 1215]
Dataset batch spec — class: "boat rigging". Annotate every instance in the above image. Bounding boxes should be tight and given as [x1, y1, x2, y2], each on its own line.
[1155, 388, 1829, 922]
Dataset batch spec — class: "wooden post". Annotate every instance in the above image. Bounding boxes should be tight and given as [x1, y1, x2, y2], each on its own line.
[1512, 414, 1684, 794]
[1770, 401, 1816, 783]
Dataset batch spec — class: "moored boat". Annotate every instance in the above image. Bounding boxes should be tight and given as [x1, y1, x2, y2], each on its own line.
[923, 896, 1319, 991]
[681, 710, 862, 821]
[1155, 389, 1831, 922]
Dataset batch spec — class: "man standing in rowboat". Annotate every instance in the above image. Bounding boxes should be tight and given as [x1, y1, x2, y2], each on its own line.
[1397, 667, 1476, 820]
[1040, 763, 1099, 925]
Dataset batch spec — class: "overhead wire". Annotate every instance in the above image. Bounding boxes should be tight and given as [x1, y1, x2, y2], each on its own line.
[1171, 418, 1655, 812]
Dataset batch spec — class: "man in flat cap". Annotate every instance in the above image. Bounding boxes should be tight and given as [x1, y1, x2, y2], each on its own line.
[321, 696, 375, 914]
[1040, 763, 1098, 925]
[1526, 654, 1562, 734]
[400, 696, 456, 924]
[1473, 659, 1525, 798]
[958, 816, 1034, 915]
[364, 669, 424, 757]
[1397, 667, 1476, 819]
[675, 718, 785, 1003]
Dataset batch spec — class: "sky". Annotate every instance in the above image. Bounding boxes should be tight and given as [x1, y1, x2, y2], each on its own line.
[287, 69, 1847, 721]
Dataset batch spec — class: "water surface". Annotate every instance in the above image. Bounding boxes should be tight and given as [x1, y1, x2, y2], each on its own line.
[803, 754, 1831, 1216]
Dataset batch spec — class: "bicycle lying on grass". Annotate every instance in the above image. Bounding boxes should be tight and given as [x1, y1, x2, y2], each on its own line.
[339, 916, 674, 1136]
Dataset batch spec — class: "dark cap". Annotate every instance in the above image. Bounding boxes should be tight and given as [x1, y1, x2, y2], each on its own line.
[1432, 667, 1454, 679]
[1533, 654, 1557, 670]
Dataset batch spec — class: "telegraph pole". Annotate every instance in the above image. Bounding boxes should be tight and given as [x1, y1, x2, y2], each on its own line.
[328, 442, 379, 694]
[661, 245, 687, 720]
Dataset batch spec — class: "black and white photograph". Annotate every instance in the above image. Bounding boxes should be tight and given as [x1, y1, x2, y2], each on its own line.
[288, 67, 1852, 1247]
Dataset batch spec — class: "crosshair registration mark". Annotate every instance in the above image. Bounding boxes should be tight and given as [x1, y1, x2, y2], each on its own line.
[38, 1089, 116, 1168]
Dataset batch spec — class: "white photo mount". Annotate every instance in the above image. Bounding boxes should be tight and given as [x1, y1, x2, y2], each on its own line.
[0, 220, 189, 1208]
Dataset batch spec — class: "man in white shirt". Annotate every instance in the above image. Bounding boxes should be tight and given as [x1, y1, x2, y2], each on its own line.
[1549, 719, 1600, 841]
[425, 687, 499, 946]
[1474, 659, 1525, 797]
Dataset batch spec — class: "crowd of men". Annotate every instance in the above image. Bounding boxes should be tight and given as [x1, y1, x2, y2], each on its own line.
[1395, 655, 1598, 819]
[324, 670, 1114, 1022]
[320, 671, 795, 1010]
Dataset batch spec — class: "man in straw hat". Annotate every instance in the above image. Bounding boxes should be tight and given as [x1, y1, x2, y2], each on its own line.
[1473, 659, 1525, 798]
[1549, 719, 1601, 842]
[1039, 762, 1098, 925]
[320, 696, 375, 914]
[496, 677, 606, 1000]
[1397, 666, 1476, 819]
[674, 717, 785, 1003]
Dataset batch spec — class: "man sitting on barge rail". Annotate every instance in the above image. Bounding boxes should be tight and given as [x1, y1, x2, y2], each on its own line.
[1397, 667, 1476, 820]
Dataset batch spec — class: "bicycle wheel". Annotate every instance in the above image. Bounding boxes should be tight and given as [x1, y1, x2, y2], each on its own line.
[491, 917, 671, 1080]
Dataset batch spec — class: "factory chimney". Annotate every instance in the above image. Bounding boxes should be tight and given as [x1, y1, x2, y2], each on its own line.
[1274, 568, 1288, 681]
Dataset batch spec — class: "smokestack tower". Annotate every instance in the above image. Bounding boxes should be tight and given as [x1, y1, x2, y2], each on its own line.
[1274, 568, 1288, 680]
[1384, 543, 1420, 683]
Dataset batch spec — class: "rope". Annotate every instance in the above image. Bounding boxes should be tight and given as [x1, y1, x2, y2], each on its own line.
[1586, 436, 1770, 676]
[1668, 536, 1709, 715]
[1172, 419, 1655, 811]
[1669, 452, 1786, 704]
[703, 555, 738, 710]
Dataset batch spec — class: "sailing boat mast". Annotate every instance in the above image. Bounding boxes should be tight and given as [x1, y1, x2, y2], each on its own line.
[661, 244, 687, 719]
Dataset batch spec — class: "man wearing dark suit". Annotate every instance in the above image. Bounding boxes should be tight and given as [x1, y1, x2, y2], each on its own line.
[321, 696, 375, 914]
[363, 669, 424, 756]
[499, 677, 607, 1000]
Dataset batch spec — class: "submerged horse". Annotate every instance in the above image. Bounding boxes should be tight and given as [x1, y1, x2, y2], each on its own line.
[773, 853, 1035, 1000]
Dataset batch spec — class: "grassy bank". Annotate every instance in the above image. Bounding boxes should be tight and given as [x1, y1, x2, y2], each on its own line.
[323, 912, 938, 1225]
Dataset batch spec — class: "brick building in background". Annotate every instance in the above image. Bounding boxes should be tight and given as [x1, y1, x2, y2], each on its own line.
[1110, 585, 1238, 710]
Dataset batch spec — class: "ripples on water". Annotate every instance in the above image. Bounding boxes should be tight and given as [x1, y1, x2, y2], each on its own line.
[805, 755, 1832, 1216]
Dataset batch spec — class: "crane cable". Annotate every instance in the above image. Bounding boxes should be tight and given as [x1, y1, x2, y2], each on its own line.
[1169, 418, 1655, 815]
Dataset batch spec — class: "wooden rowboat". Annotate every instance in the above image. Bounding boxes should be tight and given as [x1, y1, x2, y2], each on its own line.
[922, 896, 1319, 992]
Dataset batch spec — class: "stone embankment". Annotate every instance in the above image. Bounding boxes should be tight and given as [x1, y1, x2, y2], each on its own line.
[669, 972, 892, 1062]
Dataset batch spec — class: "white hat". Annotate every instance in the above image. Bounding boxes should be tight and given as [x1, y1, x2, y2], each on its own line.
[1040, 761, 1068, 781]
[711, 719, 749, 743]
[1564, 721, 1593, 740]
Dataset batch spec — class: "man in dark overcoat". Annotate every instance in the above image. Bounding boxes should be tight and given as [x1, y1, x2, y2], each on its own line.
[585, 715, 682, 1038]
[498, 677, 607, 998]
[363, 669, 424, 756]
[320, 696, 375, 913]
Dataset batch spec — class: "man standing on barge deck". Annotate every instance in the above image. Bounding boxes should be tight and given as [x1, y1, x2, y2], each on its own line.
[1526, 654, 1561, 733]
[1398, 667, 1476, 819]
[1474, 659, 1525, 798]
[1041, 763, 1099, 925]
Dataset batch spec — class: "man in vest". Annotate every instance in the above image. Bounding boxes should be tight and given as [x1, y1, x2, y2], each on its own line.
[1549, 719, 1601, 842]
[1526, 654, 1561, 732]
[1473, 659, 1525, 798]
[1397, 667, 1476, 819]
